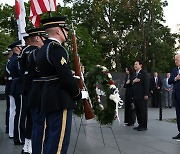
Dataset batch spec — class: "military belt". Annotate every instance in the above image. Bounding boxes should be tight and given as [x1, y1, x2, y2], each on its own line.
[33, 76, 59, 82]
[12, 77, 20, 80]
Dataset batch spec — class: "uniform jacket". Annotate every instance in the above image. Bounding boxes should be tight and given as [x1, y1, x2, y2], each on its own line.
[19, 45, 39, 95]
[27, 47, 45, 108]
[36, 39, 81, 113]
[132, 69, 149, 100]
[168, 67, 180, 101]
[8, 53, 23, 96]
[4, 60, 12, 95]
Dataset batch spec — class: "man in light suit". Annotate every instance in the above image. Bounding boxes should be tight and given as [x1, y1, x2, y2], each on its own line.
[163, 73, 173, 108]
[169, 54, 180, 139]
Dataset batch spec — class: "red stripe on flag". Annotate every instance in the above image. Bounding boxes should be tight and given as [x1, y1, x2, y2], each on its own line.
[30, 0, 57, 27]
[34, 15, 40, 27]
[30, 0, 38, 17]
[39, 0, 48, 13]
[30, 15, 40, 28]
[15, 0, 20, 20]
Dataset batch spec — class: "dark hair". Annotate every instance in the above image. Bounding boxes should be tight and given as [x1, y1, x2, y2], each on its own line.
[125, 66, 133, 75]
[135, 60, 143, 65]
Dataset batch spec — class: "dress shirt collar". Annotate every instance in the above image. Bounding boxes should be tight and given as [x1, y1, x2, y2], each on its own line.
[136, 69, 141, 74]
[48, 37, 61, 44]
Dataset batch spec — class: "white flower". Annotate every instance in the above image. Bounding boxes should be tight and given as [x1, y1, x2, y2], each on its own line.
[108, 73, 112, 79]
[110, 85, 116, 89]
[101, 66, 108, 71]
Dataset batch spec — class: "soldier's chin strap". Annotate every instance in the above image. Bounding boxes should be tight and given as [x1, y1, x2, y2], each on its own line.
[17, 46, 22, 54]
[60, 27, 67, 42]
[39, 35, 46, 44]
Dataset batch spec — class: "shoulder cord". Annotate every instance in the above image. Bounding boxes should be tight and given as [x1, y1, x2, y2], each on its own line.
[46, 41, 69, 66]
[18, 45, 30, 58]
[27, 49, 37, 64]
[5, 60, 11, 75]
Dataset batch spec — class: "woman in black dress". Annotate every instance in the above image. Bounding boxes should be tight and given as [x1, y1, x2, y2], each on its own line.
[124, 67, 136, 126]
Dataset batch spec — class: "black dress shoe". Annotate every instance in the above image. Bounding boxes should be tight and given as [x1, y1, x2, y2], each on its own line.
[137, 127, 147, 131]
[9, 136, 14, 139]
[133, 126, 139, 130]
[14, 142, 24, 145]
[172, 133, 180, 139]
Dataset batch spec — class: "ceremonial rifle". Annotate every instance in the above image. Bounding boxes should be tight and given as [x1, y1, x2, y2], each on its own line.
[71, 24, 95, 120]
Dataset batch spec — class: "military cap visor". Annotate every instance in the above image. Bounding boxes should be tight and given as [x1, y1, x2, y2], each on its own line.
[41, 16, 67, 29]
[26, 28, 46, 37]
[8, 40, 22, 49]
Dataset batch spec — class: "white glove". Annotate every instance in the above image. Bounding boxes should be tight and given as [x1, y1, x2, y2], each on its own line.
[81, 90, 89, 99]
[73, 75, 80, 80]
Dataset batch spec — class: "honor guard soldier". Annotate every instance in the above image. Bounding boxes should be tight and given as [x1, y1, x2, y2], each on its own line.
[34, 16, 88, 154]
[7, 40, 25, 145]
[3, 49, 13, 134]
[19, 28, 47, 154]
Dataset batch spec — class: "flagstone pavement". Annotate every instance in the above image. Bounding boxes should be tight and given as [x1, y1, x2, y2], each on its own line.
[0, 99, 180, 154]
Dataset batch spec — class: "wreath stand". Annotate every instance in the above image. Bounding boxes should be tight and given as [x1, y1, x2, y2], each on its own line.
[72, 116, 122, 154]
[73, 65, 123, 153]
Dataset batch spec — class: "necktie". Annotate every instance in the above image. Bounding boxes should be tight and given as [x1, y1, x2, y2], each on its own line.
[155, 78, 158, 87]
[136, 72, 138, 77]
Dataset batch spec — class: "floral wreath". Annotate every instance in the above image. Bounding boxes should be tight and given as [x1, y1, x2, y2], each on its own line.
[85, 65, 123, 125]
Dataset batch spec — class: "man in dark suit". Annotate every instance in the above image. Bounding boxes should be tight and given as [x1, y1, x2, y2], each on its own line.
[132, 60, 149, 131]
[149, 72, 162, 107]
[168, 54, 180, 139]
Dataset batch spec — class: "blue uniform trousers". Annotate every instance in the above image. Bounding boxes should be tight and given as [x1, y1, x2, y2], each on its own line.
[43, 109, 72, 154]
[13, 94, 25, 144]
[31, 108, 45, 154]
[5, 94, 10, 133]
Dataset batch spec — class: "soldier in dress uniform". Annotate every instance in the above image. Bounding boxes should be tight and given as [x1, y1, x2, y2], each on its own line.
[3, 49, 13, 134]
[19, 28, 47, 154]
[34, 16, 88, 154]
[7, 40, 25, 145]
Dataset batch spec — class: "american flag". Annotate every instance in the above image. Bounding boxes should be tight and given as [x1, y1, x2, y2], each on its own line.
[30, 0, 56, 27]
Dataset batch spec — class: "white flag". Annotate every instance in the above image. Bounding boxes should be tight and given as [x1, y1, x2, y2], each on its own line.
[15, 0, 26, 45]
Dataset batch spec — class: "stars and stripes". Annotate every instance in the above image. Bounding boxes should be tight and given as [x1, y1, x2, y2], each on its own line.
[30, 0, 57, 28]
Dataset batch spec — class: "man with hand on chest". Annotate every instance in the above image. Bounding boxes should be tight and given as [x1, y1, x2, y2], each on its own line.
[132, 60, 149, 131]
[169, 54, 180, 140]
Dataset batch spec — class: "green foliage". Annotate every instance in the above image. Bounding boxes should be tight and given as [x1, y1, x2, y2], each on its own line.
[0, 31, 14, 83]
[0, 0, 179, 82]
